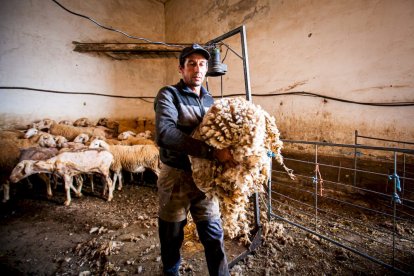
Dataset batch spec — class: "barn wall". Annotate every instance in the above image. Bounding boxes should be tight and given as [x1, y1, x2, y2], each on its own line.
[1, 0, 413, 146]
[0, 0, 165, 129]
[165, 0, 414, 145]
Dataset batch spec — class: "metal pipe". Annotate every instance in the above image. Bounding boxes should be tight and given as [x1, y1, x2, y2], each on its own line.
[356, 134, 414, 145]
[268, 157, 272, 221]
[282, 139, 414, 154]
[354, 130, 358, 186]
[315, 144, 319, 230]
[240, 25, 252, 101]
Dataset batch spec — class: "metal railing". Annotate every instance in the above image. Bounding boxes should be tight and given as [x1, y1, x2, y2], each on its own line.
[267, 140, 414, 274]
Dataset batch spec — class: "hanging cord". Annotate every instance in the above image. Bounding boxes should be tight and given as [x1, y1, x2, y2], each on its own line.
[267, 151, 296, 180]
[388, 173, 402, 204]
[313, 164, 324, 196]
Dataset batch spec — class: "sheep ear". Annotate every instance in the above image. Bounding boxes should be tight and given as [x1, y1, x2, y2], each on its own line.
[23, 161, 32, 174]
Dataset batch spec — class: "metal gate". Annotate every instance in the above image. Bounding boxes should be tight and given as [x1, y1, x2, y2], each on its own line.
[267, 137, 414, 274]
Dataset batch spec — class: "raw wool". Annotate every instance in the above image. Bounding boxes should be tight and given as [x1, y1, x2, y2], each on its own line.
[190, 97, 294, 244]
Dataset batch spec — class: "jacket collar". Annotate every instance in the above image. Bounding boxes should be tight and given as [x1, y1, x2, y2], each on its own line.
[177, 79, 210, 98]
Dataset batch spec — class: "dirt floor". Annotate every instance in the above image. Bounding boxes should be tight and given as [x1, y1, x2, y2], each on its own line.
[0, 171, 400, 276]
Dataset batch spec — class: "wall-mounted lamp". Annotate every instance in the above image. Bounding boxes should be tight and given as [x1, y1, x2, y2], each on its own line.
[206, 47, 227, 77]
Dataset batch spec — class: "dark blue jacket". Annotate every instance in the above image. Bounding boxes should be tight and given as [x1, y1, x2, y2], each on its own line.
[154, 79, 215, 171]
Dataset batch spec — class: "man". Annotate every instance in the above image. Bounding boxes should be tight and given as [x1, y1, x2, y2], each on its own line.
[154, 44, 231, 276]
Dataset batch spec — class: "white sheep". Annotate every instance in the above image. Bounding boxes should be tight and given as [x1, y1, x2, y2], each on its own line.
[89, 139, 160, 191]
[190, 97, 295, 243]
[73, 133, 89, 144]
[9, 149, 114, 206]
[117, 130, 137, 140]
[54, 135, 68, 148]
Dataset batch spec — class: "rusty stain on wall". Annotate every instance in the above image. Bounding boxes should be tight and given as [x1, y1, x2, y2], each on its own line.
[207, 0, 270, 27]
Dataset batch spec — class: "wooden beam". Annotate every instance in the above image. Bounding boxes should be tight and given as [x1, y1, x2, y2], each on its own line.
[72, 42, 189, 59]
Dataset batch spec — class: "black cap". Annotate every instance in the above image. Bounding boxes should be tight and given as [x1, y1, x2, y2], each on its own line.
[179, 44, 210, 66]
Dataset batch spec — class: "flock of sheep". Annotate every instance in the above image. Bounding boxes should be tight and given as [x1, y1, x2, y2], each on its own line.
[0, 117, 160, 206]
[0, 98, 293, 242]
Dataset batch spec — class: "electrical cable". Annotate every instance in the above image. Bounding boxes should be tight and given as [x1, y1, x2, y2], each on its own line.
[0, 86, 154, 103]
[1, 86, 412, 107]
[214, 91, 414, 107]
[52, 0, 184, 48]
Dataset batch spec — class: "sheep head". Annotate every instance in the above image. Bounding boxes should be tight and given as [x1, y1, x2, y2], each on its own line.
[24, 128, 39, 139]
[38, 134, 57, 148]
[89, 139, 109, 150]
[73, 133, 90, 144]
[54, 136, 68, 148]
[10, 160, 36, 183]
[118, 131, 136, 140]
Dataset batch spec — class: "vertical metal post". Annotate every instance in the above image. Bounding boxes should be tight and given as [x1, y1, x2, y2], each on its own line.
[267, 158, 272, 221]
[402, 152, 406, 198]
[240, 25, 252, 102]
[354, 130, 358, 186]
[392, 151, 397, 268]
[315, 144, 319, 230]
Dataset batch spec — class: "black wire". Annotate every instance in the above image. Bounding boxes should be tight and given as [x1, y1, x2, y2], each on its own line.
[1, 86, 413, 106]
[52, 0, 183, 48]
[0, 86, 154, 103]
[212, 91, 414, 107]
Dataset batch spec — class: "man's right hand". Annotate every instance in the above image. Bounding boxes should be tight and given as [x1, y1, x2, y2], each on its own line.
[213, 148, 236, 166]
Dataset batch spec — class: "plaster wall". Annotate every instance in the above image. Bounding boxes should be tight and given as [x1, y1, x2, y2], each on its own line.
[165, 0, 414, 145]
[0, 0, 165, 128]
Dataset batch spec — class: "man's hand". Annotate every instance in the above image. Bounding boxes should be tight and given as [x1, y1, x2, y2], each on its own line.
[213, 148, 235, 165]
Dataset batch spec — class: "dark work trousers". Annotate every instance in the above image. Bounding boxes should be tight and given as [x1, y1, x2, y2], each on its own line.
[158, 218, 229, 276]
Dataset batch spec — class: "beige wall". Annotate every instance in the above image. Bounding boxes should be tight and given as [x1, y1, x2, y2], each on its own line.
[0, 0, 165, 128]
[1, 0, 413, 146]
[165, 0, 414, 145]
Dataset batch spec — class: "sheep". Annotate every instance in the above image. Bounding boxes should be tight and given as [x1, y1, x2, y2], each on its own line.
[54, 135, 68, 148]
[189, 97, 295, 243]
[24, 127, 42, 139]
[0, 139, 21, 202]
[117, 130, 155, 146]
[58, 120, 73, 125]
[118, 130, 153, 141]
[8, 132, 56, 149]
[73, 117, 94, 127]
[138, 130, 153, 139]
[0, 134, 56, 202]
[0, 129, 25, 140]
[117, 131, 137, 140]
[89, 139, 160, 191]
[73, 133, 89, 144]
[49, 123, 109, 141]
[97, 117, 120, 131]
[30, 118, 56, 131]
[13, 147, 60, 200]
[9, 149, 114, 206]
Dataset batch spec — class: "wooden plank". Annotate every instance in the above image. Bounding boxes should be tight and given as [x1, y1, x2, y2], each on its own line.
[73, 41, 187, 53]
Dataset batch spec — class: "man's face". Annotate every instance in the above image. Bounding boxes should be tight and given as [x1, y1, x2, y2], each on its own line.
[179, 53, 208, 89]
